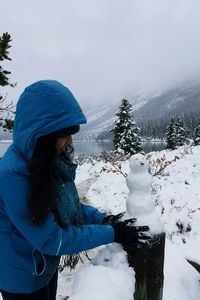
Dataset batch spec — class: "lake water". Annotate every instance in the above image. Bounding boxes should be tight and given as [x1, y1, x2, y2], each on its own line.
[0, 140, 166, 158]
[74, 140, 166, 156]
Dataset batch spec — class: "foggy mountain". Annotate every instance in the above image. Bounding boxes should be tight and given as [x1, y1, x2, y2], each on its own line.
[75, 80, 200, 140]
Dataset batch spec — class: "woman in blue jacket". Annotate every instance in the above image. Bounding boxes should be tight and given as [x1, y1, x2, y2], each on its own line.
[0, 80, 149, 300]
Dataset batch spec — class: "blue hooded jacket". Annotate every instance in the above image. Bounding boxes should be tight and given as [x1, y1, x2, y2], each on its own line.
[0, 80, 114, 293]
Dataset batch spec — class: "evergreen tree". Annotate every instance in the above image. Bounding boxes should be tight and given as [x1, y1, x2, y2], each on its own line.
[113, 99, 143, 155]
[165, 118, 176, 150]
[193, 124, 200, 145]
[0, 32, 14, 87]
[0, 32, 15, 131]
[166, 117, 189, 149]
[175, 117, 188, 146]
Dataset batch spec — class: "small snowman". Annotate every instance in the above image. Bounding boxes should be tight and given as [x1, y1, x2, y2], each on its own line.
[123, 153, 164, 235]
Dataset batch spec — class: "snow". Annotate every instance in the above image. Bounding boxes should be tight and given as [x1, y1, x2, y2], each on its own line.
[59, 144, 200, 300]
[1, 144, 200, 299]
[69, 244, 134, 300]
[163, 239, 200, 300]
[86, 105, 110, 124]
[0, 142, 11, 157]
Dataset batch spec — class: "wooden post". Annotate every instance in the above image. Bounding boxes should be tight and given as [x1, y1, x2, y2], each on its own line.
[123, 232, 165, 300]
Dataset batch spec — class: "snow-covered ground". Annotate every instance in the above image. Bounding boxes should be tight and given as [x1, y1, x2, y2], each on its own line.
[63, 144, 200, 300]
[1, 145, 200, 299]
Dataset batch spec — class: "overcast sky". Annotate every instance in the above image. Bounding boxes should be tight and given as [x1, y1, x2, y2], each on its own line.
[1, 0, 200, 110]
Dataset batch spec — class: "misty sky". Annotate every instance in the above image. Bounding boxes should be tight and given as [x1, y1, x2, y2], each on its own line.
[1, 0, 200, 110]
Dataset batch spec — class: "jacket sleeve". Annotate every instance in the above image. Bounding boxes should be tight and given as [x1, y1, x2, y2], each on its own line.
[0, 173, 114, 256]
[80, 203, 106, 225]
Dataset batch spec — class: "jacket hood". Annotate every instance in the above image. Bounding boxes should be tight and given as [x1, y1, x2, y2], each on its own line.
[13, 80, 87, 160]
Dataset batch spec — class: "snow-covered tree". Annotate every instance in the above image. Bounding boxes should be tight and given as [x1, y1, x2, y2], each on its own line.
[113, 99, 142, 155]
[175, 117, 188, 146]
[165, 118, 176, 150]
[193, 124, 200, 145]
[166, 117, 188, 149]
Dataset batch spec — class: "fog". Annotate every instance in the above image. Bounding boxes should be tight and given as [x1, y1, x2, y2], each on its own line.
[1, 0, 200, 110]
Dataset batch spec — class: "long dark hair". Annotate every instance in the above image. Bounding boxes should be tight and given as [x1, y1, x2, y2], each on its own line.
[28, 125, 80, 226]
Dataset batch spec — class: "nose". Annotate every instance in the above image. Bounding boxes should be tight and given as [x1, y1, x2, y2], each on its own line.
[65, 135, 72, 146]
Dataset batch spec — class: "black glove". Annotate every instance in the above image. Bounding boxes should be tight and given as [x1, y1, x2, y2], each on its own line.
[102, 212, 126, 224]
[110, 218, 151, 247]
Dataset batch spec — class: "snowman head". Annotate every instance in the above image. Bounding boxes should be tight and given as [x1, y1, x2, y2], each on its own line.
[129, 153, 148, 173]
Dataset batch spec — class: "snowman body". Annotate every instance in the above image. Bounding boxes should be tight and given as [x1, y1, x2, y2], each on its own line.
[124, 154, 163, 234]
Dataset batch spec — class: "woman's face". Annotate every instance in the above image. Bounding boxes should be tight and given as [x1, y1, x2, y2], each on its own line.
[55, 135, 73, 155]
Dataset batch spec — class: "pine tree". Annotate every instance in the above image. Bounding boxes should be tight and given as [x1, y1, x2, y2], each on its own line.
[0, 32, 13, 87]
[166, 117, 189, 149]
[165, 118, 176, 150]
[0, 32, 15, 131]
[193, 124, 200, 145]
[113, 99, 143, 155]
[175, 117, 188, 146]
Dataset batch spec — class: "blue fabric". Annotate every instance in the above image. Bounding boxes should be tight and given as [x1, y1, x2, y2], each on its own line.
[13, 80, 87, 160]
[0, 80, 114, 293]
